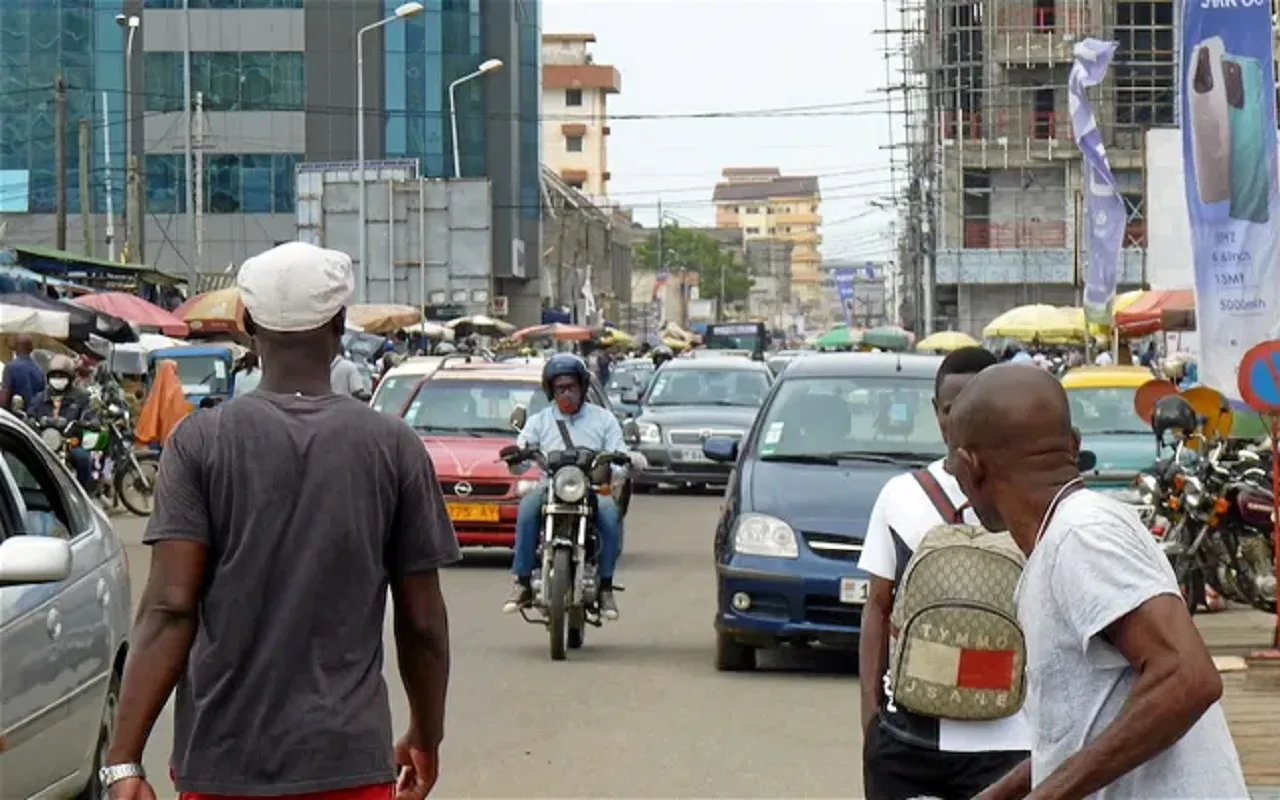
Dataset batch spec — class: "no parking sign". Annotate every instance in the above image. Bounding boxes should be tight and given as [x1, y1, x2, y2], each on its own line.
[1236, 341, 1280, 649]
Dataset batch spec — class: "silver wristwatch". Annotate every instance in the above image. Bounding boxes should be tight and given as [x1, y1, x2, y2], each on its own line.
[99, 763, 146, 788]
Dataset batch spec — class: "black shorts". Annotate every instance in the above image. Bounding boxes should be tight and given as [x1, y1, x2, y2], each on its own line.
[863, 720, 1028, 800]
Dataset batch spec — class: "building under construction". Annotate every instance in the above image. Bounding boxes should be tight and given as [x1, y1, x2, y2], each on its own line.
[883, 0, 1168, 335]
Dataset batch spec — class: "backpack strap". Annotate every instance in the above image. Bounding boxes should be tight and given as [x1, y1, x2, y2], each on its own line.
[911, 469, 962, 524]
[555, 418, 576, 450]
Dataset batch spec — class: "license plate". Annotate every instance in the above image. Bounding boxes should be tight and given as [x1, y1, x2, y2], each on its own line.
[839, 577, 870, 605]
[677, 447, 710, 463]
[447, 503, 500, 523]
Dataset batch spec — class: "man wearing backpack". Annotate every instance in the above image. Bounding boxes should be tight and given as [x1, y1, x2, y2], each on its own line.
[857, 347, 1030, 800]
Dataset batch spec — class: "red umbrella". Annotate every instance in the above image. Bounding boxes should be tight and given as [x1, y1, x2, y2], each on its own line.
[73, 292, 189, 337]
[1113, 288, 1196, 337]
[512, 323, 593, 343]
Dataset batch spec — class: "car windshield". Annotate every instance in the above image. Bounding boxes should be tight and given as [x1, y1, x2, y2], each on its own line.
[644, 368, 770, 407]
[754, 376, 944, 460]
[169, 356, 230, 395]
[606, 368, 649, 395]
[1067, 386, 1147, 435]
[402, 379, 549, 434]
[372, 374, 424, 414]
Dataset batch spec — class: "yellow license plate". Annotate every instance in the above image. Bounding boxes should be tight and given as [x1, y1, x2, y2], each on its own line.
[447, 503, 500, 523]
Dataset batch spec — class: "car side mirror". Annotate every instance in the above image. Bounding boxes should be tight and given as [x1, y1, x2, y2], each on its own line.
[0, 536, 72, 587]
[508, 404, 527, 432]
[620, 390, 640, 405]
[1077, 449, 1098, 473]
[622, 419, 641, 446]
[702, 436, 739, 463]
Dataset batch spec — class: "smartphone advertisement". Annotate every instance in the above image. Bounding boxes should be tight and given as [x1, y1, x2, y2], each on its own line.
[1181, 0, 1280, 398]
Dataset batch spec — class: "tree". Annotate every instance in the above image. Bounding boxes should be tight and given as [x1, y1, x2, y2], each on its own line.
[633, 223, 754, 308]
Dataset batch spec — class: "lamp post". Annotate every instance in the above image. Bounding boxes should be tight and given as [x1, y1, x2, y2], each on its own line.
[448, 58, 503, 178]
[115, 14, 139, 260]
[357, 1, 424, 303]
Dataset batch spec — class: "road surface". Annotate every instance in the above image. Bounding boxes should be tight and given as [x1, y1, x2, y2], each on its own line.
[118, 492, 864, 798]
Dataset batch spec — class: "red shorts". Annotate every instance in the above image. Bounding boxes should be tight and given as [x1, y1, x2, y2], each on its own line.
[177, 783, 394, 800]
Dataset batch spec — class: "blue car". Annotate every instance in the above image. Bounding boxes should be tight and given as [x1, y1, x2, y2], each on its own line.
[701, 352, 945, 671]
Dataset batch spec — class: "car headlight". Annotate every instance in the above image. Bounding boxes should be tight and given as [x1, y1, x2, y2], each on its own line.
[732, 513, 799, 559]
[552, 466, 588, 503]
[40, 428, 64, 452]
[515, 479, 539, 497]
[638, 421, 661, 445]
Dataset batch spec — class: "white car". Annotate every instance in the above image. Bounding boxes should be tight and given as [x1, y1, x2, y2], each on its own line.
[370, 353, 492, 414]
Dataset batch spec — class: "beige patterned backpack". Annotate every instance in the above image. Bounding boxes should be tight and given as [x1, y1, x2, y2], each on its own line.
[885, 470, 1028, 721]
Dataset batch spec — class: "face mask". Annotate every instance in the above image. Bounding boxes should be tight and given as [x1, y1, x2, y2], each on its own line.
[555, 390, 581, 415]
[48, 377, 69, 392]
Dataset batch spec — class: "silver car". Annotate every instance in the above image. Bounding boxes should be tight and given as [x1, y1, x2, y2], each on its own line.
[0, 412, 132, 798]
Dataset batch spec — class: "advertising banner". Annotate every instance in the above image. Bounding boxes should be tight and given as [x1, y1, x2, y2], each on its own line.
[1069, 39, 1127, 326]
[1181, 0, 1280, 397]
[834, 267, 856, 327]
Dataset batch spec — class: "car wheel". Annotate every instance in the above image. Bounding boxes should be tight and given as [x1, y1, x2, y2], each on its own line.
[715, 631, 756, 672]
[78, 669, 120, 800]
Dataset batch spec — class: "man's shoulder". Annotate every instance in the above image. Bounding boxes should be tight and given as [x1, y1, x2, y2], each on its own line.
[875, 468, 929, 504]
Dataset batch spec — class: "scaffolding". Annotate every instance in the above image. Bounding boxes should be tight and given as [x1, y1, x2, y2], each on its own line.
[880, 0, 1174, 333]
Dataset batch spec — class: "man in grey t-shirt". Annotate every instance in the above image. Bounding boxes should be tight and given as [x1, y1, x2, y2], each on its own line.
[947, 364, 1247, 800]
[331, 353, 370, 399]
[103, 242, 460, 800]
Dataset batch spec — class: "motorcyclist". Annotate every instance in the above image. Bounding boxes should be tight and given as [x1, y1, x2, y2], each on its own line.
[502, 354, 643, 620]
[30, 354, 96, 490]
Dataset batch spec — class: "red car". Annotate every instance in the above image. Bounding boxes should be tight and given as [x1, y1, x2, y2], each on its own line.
[398, 359, 630, 548]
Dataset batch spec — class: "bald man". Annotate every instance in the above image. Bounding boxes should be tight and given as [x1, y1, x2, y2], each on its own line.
[948, 364, 1246, 800]
[1, 333, 44, 411]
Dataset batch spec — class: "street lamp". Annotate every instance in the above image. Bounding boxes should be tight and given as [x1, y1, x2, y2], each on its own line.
[357, 0, 424, 303]
[115, 14, 140, 261]
[448, 58, 503, 178]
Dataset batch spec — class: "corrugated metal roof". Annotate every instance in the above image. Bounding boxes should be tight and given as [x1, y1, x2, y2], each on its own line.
[711, 175, 820, 202]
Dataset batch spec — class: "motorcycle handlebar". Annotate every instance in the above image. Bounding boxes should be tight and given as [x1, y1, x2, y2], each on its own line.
[499, 446, 630, 469]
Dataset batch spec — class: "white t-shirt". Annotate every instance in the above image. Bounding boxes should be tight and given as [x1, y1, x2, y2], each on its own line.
[858, 458, 1033, 753]
[1016, 489, 1248, 797]
[1094, 351, 1114, 366]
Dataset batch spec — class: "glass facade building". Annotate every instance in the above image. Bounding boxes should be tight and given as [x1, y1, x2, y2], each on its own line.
[0, 0, 125, 214]
[144, 51, 304, 112]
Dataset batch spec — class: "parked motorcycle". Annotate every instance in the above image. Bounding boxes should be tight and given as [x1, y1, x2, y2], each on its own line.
[499, 442, 631, 661]
[92, 398, 158, 517]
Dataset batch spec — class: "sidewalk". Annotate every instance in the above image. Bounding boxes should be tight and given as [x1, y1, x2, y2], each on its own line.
[1197, 609, 1280, 793]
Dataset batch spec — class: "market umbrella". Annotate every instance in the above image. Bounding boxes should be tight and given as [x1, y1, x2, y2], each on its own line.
[347, 303, 423, 334]
[73, 292, 189, 337]
[445, 315, 515, 335]
[982, 304, 1085, 344]
[862, 325, 912, 352]
[1112, 289, 1196, 337]
[0, 292, 136, 343]
[403, 320, 454, 340]
[915, 330, 979, 353]
[513, 322, 593, 343]
[814, 326, 861, 350]
[600, 327, 635, 347]
[174, 287, 243, 334]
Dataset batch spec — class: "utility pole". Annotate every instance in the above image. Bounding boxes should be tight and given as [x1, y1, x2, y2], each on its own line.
[194, 91, 205, 273]
[126, 156, 142, 263]
[655, 198, 664, 322]
[182, 0, 196, 288]
[78, 119, 92, 257]
[102, 90, 117, 261]
[54, 75, 68, 251]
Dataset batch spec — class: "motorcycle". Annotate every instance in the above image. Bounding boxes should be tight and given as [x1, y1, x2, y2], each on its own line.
[91, 397, 159, 517]
[499, 442, 631, 661]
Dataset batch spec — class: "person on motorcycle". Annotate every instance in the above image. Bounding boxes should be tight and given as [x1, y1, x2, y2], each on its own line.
[30, 354, 96, 490]
[503, 354, 642, 620]
[651, 344, 674, 369]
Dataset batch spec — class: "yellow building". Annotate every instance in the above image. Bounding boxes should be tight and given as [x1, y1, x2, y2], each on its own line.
[541, 33, 621, 198]
[712, 167, 822, 303]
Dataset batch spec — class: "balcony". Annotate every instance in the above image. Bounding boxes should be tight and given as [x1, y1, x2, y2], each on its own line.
[962, 221, 1067, 250]
[783, 229, 822, 246]
[792, 249, 822, 265]
[935, 248, 1145, 285]
[990, 7, 1093, 66]
[773, 211, 821, 226]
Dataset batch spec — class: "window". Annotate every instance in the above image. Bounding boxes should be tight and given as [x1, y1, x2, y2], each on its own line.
[1113, 1, 1175, 132]
[1, 435, 74, 539]
[565, 88, 583, 106]
[402, 379, 548, 433]
[768, 228, 776, 234]
[566, 180, 584, 190]
[1066, 387, 1148, 435]
[745, 206, 760, 214]
[565, 135, 584, 152]
[645, 369, 770, 408]
[146, 0, 304, 7]
[145, 153, 301, 213]
[145, 52, 305, 112]
[745, 226, 760, 235]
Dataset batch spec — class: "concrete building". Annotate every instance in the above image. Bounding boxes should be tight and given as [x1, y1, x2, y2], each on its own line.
[541, 32, 619, 199]
[711, 167, 822, 306]
[2, 0, 545, 323]
[885, 0, 1154, 334]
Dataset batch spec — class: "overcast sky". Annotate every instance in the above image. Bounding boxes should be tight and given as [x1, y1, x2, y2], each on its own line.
[542, 0, 897, 264]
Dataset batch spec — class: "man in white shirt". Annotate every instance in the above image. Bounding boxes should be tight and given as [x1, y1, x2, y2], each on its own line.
[949, 364, 1247, 800]
[858, 347, 1031, 799]
[1094, 349, 1114, 366]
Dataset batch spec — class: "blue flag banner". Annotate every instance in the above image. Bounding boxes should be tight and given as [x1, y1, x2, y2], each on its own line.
[1181, 0, 1280, 397]
[834, 267, 856, 326]
[1069, 38, 1126, 327]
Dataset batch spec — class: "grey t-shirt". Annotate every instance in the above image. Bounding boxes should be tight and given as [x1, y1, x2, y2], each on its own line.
[331, 356, 367, 395]
[1016, 489, 1248, 798]
[144, 391, 460, 796]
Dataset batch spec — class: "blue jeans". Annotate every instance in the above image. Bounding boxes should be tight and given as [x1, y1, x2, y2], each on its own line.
[512, 487, 620, 581]
[67, 446, 94, 491]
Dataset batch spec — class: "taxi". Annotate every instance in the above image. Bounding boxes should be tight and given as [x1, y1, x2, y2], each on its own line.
[1061, 364, 1159, 489]
[398, 360, 630, 547]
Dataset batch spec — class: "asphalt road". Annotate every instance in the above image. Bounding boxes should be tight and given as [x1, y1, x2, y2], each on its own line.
[117, 491, 864, 798]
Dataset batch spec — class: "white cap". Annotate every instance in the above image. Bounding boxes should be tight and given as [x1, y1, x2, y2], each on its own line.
[237, 242, 354, 333]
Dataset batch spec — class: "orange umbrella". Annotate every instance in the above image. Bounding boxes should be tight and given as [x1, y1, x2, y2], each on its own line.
[174, 287, 244, 334]
[347, 304, 422, 334]
[1113, 289, 1196, 337]
[513, 323, 593, 343]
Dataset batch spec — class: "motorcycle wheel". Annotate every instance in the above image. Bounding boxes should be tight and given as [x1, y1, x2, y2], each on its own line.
[115, 452, 160, 517]
[548, 549, 572, 661]
[568, 608, 586, 650]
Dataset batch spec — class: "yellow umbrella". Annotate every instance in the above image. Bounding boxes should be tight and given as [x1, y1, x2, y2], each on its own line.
[915, 330, 980, 352]
[983, 304, 1086, 344]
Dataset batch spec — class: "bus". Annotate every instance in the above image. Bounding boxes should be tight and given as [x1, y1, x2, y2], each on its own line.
[703, 321, 769, 354]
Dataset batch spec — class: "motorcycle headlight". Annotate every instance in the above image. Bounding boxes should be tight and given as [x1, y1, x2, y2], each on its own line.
[1132, 473, 1160, 504]
[637, 422, 661, 445]
[1182, 476, 1204, 509]
[40, 428, 63, 452]
[552, 466, 588, 503]
[732, 513, 799, 559]
[514, 479, 539, 497]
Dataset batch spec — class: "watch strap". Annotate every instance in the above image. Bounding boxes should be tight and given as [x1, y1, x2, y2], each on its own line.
[99, 762, 146, 788]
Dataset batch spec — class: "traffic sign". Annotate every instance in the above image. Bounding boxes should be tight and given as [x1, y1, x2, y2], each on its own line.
[1237, 340, 1280, 414]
